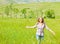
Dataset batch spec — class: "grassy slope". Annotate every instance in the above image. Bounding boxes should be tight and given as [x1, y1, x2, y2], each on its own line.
[0, 2, 60, 44]
[0, 18, 60, 44]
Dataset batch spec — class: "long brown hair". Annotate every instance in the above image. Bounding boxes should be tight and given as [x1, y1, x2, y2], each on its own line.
[37, 17, 44, 23]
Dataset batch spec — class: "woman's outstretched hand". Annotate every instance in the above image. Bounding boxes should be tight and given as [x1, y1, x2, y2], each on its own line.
[52, 31, 55, 36]
[26, 26, 30, 28]
[48, 29, 55, 36]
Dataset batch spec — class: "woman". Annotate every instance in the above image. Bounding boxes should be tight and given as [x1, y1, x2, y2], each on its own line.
[26, 17, 55, 44]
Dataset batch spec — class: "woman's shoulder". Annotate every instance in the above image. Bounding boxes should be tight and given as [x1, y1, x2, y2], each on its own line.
[36, 22, 45, 25]
[43, 22, 46, 25]
[43, 22, 46, 26]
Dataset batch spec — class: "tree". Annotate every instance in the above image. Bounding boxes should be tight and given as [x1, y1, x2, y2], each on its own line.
[21, 8, 27, 18]
[29, 10, 35, 18]
[5, 6, 9, 16]
[45, 9, 55, 18]
[6, 0, 17, 17]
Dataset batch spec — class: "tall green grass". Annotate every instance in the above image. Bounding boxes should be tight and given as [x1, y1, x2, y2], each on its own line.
[0, 18, 60, 44]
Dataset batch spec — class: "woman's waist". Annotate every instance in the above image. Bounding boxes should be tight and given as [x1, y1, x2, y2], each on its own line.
[36, 31, 44, 33]
[37, 29, 43, 32]
[36, 32, 44, 36]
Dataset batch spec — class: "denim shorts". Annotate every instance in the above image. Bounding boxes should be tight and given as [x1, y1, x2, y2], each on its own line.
[36, 34, 44, 40]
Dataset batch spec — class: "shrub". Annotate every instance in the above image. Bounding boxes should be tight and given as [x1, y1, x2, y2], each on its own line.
[5, 6, 10, 16]
[45, 9, 55, 18]
[21, 8, 27, 18]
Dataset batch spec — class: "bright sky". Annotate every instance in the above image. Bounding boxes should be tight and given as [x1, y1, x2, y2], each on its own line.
[0, 0, 60, 4]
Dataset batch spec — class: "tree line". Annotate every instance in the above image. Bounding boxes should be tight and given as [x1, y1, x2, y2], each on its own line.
[0, 3, 55, 19]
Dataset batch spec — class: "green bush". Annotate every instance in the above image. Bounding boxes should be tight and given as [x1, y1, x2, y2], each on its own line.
[13, 8, 19, 14]
[28, 10, 35, 18]
[5, 6, 10, 16]
[21, 8, 27, 18]
[45, 9, 55, 18]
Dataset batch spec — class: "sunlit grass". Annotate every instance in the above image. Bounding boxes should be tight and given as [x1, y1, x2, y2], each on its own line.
[0, 18, 60, 44]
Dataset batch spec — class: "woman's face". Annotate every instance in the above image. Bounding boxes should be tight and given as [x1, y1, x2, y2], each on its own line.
[39, 18, 43, 23]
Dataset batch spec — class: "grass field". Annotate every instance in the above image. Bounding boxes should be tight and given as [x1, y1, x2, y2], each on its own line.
[0, 2, 60, 44]
[0, 18, 60, 44]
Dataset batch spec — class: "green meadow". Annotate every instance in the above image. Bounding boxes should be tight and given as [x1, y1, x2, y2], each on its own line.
[0, 18, 60, 44]
[0, 2, 60, 44]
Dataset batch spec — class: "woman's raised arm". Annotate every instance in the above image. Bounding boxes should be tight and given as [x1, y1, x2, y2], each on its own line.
[45, 24, 55, 36]
[26, 24, 37, 28]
